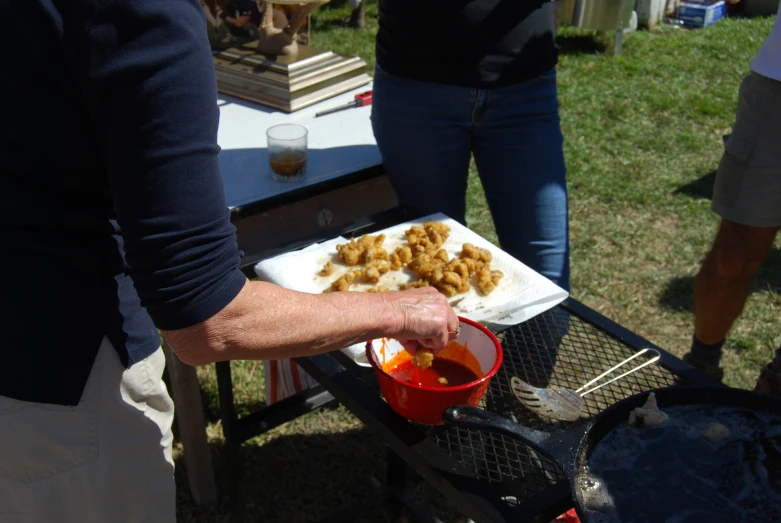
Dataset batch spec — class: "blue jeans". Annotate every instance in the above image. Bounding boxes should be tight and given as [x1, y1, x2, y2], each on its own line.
[371, 67, 570, 291]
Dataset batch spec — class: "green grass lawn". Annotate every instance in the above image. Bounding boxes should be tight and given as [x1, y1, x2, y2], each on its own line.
[177, 4, 779, 521]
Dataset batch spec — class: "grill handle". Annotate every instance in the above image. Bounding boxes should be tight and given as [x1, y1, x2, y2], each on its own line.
[443, 405, 583, 473]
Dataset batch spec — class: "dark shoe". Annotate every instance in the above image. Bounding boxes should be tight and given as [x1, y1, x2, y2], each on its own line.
[754, 363, 781, 396]
[346, 4, 366, 29]
[682, 351, 724, 382]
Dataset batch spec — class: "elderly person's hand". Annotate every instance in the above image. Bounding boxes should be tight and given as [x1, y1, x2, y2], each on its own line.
[389, 287, 459, 353]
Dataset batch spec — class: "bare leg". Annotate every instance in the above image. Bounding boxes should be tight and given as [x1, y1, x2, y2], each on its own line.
[694, 219, 778, 344]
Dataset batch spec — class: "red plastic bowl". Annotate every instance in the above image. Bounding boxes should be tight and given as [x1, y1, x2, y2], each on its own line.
[366, 317, 503, 425]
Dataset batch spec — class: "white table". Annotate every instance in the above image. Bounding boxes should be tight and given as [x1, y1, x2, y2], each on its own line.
[218, 82, 383, 210]
[215, 81, 397, 267]
[168, 82, 398, 507]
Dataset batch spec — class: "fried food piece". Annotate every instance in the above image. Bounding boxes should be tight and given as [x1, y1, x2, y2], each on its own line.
[399, 280, 429, 290]
[460, 243, 492, 263]
[414, 347, 434, 370]
[330, 270, 360, 292]
[390, 245, 413, 270]
[366, 286, 390, 293]
[446, 259, 470, 281]
[405, 222, 451, 252]
[437, 377, 449, 386]
[397, 246, 413, 263]
[336, 239, 362, 266]
[361, 266, 381, 284]
[356, 233, 385, 248]
[702, 423, 730, 444]
[460, 257, 484, 274]
[408, 253, 432, 273]
[477, 268, 504, 296]
[628, 392, 669, 428]
[439, 271, 470, 296]
[366, 259, 392, 274]
[362, 246, 389, 264]
[434, 283, 458, 297]
[335, 234, 388, 267]
[442, 270, 462, 288]
[320, 260, 336, 276]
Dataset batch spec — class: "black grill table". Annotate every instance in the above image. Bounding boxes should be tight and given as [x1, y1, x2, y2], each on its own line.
[285, 213, 724, 523]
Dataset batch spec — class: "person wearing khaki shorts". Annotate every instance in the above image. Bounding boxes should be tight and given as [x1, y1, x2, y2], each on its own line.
[683, 8, 781, 394]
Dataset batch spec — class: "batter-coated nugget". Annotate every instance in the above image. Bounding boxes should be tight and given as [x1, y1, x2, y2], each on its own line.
[414, 347, 434, 369]
[362, 246, 389, 264]
[320, 261, 336, 276]
[435, 283, 458, 297]
[399, 281, 429, 290]
[434, 249, 449, 264]
[461, 257, 484, 274]
[477, 268, 504, 296]
[330, 270, 360, 292]
[361, 266, 381, 283]
[366, 259, 392, 274]
[357, 233, 385, 248]
[443, 271, 462, 288]
[460, 243, 491, 263]
[447, 259, 470, 281]
[336, 239, 362, 266]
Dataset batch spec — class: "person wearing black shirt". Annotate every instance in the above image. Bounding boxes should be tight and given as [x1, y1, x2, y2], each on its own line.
[0, 0, 458, 520]
[371, 0, 570, 291]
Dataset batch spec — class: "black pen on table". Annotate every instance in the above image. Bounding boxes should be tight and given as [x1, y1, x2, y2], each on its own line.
[315, 90, 373, 117]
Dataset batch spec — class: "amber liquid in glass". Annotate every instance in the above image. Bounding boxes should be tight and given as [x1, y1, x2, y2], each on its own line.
[269, 151, 307, 178]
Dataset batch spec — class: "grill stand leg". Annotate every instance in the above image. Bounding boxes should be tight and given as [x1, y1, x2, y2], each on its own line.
[216, 361, 245, 523]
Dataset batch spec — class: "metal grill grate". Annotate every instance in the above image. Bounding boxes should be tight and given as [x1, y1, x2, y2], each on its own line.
[427, 306, 690, 500]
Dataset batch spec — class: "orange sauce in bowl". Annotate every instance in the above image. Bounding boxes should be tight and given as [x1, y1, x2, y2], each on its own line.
[380, 340, 485, 388]
[389, 358, 480, 388]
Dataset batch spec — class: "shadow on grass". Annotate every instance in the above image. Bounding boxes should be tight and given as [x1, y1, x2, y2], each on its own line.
[174, 428, 463, 523]
[674, 170, 717, 201]
[659, 248, 781, 313]
[556, 33, 607, 55]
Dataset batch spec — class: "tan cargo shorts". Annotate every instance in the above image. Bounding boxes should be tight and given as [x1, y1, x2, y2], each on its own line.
[0, 338, 175, 523]
[712, 72, 781, 228]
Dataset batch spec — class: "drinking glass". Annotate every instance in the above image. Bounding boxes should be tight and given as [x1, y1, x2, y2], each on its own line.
[267, 123, 308, 182]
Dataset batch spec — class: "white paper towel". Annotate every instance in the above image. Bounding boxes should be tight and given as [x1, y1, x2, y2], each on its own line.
[254, 213, 569, 365]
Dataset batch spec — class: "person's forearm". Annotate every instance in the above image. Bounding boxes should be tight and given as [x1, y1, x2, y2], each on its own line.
[162, 279, 403, 365]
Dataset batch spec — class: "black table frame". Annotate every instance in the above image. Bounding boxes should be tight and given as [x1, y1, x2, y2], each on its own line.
[294, 298, 721, 523]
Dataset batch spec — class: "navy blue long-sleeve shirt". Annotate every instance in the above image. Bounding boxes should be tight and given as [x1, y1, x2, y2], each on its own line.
[0, 0, 246, 405]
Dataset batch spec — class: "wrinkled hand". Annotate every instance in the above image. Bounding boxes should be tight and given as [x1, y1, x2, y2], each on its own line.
[388, 287, 459, 353]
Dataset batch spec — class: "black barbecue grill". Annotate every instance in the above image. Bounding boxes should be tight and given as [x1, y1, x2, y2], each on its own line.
[296, 295, 719, 523]
[426, 305, 690, 502]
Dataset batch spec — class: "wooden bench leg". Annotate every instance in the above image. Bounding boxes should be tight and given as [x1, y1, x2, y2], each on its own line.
[163, 341, 218, 506]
